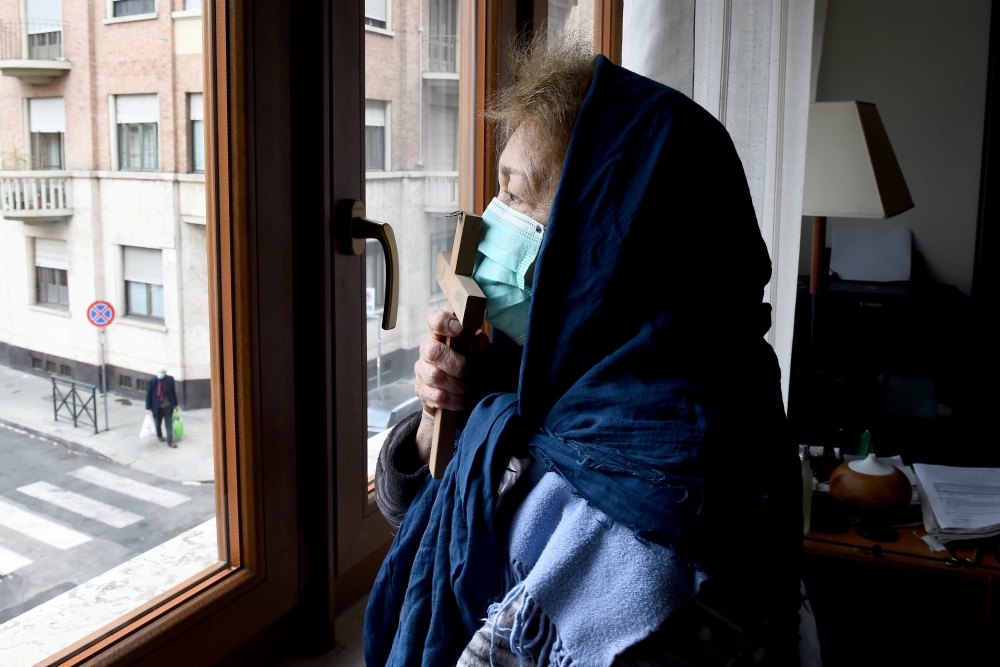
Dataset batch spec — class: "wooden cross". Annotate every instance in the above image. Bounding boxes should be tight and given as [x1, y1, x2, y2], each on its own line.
[430, 212, 486, 479]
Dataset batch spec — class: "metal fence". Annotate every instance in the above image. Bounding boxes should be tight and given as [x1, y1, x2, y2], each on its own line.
[0, 19, 64, 61]
[52, 377, 98, 434]
[427, 35, 457, 73]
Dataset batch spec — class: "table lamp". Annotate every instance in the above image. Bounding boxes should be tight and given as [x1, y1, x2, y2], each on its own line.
[802, 101, 914, 297]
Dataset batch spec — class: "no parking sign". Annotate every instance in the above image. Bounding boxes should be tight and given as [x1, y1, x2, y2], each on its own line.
[87, 301, 115, 327]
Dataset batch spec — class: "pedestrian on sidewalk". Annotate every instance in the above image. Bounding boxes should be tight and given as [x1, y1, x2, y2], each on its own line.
[145, 366, 179, 449]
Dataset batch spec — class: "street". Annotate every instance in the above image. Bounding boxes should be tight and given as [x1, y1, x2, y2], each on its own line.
[0, 422, 216, 625]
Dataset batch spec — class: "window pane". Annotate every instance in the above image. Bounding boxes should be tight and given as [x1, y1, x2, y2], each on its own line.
[192, 120, 205, 172]
[128, 280, 148, 315]
[547, 0, 594, 39]
[363, 0, 465, 479]
[150, 284, 165, 319]
[0, 8, 219, 657]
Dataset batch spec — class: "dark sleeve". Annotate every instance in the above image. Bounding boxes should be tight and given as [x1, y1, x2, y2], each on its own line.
[374, 410, 429, 529]
[145, 378, 154, 410]
[168, 378, 179, 407]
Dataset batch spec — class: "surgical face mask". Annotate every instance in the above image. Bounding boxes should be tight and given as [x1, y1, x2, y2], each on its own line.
[472, 197, 545, 345]
[157, 373, 165, 379]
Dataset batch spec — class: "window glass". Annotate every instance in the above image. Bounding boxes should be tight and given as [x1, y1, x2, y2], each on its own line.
[25, 0, 63, 59]
[113, 0, 155, 18]
[547, 0, 593, 39]
[365, 0, 388, 29]
[190, 93, 205, 173]
[364, 100, 386, 171]
[184, 0, 201, 11]
[0, 9, 215, 642]
[363, 0, 463, 480]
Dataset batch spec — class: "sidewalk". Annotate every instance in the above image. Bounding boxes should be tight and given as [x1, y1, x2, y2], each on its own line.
[0, 365, 214, 483]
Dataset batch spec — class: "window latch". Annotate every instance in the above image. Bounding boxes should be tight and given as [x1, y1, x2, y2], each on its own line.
[340, 199, 398, 330]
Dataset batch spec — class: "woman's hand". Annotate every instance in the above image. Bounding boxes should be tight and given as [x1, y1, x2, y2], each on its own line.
[413, 311, 489, 463]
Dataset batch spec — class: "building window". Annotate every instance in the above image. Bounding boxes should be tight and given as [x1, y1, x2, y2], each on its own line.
[365, 100, 387, 171]
[28, 97, 65, 170]
[429, 215, 456, 297]
[59, 364, 71, 377]
[124, 246, 165, 321]
[190, 93, 205, 173]
[34, 238, 69, 307]
[46, 360, 56, 373]
[115, 94, 159, 171]
[26, 0, 63, 59]
[364, 0, 387, 29]
[32, 358, 43, 370]
[427, 103, 458, 171]
[365, 239, 385, 313]
[136, 378, 148, 392]
[113, 0, 155, 17]
[184, 0, 201, 10]
[428, 0, 458, 72]
[119, 374, 133, 389]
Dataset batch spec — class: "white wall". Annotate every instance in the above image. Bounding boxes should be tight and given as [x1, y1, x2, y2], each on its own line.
[800, 0, 991, 295]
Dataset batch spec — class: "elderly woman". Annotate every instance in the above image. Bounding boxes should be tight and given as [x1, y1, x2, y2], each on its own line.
[367, 38, 802, 667]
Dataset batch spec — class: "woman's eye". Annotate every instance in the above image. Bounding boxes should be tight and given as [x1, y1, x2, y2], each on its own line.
[509, 193, 521, 204]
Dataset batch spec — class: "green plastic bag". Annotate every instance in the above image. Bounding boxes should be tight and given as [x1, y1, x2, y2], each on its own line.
[173, 412, 184, 441]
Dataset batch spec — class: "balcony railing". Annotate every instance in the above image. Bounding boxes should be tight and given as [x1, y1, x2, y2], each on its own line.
[0, 20, 70, 83]
[0, 19, 64, 59]
[426, 35, 457, 74]
[424, 174, 458, 209]
[1, 172, 72, 222]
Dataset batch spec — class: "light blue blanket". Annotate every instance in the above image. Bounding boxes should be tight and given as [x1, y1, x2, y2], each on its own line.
[489, 467, 708, 667]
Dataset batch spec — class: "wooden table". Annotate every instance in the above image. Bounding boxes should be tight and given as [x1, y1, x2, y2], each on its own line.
[804, 525, 1000, 665]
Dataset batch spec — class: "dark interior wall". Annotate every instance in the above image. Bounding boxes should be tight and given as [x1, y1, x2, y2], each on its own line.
[799, 0, 992, 295]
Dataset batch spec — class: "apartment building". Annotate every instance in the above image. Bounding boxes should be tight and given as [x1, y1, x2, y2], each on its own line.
[362, 0, 462, 392]
[0, 0, 463, 411]
[0, 0, 209, 407]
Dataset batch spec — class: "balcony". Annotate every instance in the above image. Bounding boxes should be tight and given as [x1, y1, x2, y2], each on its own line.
[424, 173, 458, 211]
[0, 20, 71, 84]
[1, 172, 72, 222]
[424, 35, 457, 79]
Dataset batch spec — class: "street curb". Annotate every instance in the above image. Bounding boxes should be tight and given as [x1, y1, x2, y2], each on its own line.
[0, 415, 118, 465]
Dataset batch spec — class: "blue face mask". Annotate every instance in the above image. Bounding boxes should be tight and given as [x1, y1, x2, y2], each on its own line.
[472, 198, 545, 345]
[157, 373, 165, 379]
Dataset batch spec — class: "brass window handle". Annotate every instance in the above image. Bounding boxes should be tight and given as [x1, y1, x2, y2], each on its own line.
[341, 199, 398, 330]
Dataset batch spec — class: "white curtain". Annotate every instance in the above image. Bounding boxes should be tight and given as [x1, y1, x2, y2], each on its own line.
[622, 0, 815, 406]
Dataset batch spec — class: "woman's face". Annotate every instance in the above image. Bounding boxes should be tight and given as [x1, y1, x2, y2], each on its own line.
[497, 122, 562, 226]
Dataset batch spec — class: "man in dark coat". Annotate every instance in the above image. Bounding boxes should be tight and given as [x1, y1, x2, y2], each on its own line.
[145, 366, 179, 448]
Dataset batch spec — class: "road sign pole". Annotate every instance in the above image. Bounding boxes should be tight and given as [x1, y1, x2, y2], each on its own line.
[99, 328, 109, 432]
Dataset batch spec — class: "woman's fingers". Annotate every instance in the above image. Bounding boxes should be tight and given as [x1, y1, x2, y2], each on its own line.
[427, 310, 464, 339]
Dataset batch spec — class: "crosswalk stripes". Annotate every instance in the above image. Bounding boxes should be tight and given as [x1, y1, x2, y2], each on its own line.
[0, 544, 33, 576]
[17, 481, 144, 529]
[68, 466, 191, 509]
[0, 498, 92, 549]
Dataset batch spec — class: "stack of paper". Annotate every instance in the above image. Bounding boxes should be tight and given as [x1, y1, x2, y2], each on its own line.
[913, 464, 1000, 543]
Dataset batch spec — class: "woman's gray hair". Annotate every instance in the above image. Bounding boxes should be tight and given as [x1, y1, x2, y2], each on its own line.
[486, 33, 597, 165]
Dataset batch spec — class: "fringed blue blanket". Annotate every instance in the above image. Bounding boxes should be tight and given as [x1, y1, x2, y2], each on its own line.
[365, 56, 800, 667]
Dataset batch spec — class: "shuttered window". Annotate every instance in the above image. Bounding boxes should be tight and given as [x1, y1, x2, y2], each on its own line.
[365, 0, 387, 28]
[190, 93, 205, 172]
[29, 97, 65, 170]
[116, 94, 159, 171]
[365, 100, 386, 171]
[124, 246, 165, 320]
[34, 238, 69, 307]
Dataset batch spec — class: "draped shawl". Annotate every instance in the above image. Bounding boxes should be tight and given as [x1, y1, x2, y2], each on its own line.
[365, 55, 800, 667]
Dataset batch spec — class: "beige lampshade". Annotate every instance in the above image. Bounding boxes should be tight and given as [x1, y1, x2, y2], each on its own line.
[802, 101, 914, 218]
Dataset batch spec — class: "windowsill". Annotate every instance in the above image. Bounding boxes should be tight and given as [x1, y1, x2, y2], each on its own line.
[170, 9, 201, 20]
[181, 215, 206, 225]
[103, 12, 158, 25]
[0, 519, 219, 667]
[117, 168, 161, 174]
[28, 304, 71, 317]
[365, 25, 395, 37]
[422, 71, 459, 80]
[119, 316, 167, 332]
[364, 170, 458, 180]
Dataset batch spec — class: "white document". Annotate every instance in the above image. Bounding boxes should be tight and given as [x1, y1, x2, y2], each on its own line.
[830, 227, 912, 282]
[913, 464, 1000, 532]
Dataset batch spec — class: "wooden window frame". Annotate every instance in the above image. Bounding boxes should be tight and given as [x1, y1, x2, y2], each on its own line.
[17, 2, 625, 664]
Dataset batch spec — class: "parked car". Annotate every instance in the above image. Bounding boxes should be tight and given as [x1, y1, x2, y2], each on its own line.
[367, 379, 421, 439]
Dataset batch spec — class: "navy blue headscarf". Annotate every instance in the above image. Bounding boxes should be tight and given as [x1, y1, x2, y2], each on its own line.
[365, 56, 800, 667]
